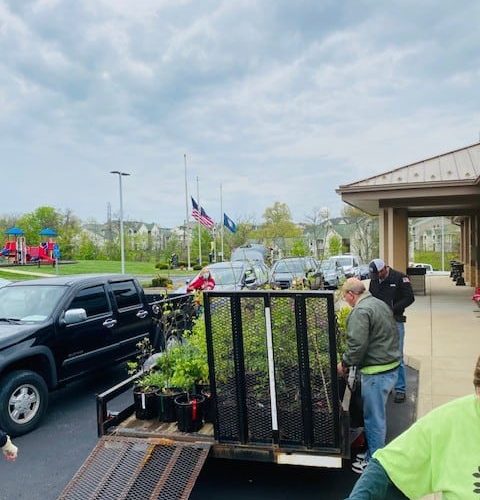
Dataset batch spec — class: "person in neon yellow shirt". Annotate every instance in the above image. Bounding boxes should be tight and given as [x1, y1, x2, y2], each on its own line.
[346, 354, 480, 499]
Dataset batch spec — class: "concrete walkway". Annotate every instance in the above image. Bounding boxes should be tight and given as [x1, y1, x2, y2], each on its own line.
[405, 275, 479, 418]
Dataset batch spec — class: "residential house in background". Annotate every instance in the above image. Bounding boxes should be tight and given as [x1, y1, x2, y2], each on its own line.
[409, 217, 460, 255]
[303, 216, 378, 263]
[79, 221, 172, 251]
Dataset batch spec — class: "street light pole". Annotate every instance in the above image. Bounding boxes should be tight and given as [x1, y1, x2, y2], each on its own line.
[110, 170, 130, 274]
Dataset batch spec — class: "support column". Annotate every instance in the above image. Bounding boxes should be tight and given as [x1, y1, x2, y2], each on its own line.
[466, 217, 472, 285]
[379, 208, 389, 262]
[473, 214, 480, 288]
[466, 215, 476, 286]
[385, 208, 408, 272]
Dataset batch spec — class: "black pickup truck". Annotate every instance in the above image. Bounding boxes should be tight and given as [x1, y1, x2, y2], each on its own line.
[0, 274, 159, 436]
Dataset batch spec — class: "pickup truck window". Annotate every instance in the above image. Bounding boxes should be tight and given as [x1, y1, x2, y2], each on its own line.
[0, 285, 66, 322]
[111, 281, 140, 309]
[69, 286, 111, 317]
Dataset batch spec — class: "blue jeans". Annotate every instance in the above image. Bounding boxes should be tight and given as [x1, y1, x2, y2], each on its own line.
[395, 322, 406, 394]
[361, 369, 398, 459]
[346, 458, 408, 499]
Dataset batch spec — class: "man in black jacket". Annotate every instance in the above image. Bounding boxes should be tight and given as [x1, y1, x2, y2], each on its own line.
[368, 259, 414, 403]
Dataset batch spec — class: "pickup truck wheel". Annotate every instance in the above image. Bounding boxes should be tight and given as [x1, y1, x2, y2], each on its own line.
[0, 370, 48, 437]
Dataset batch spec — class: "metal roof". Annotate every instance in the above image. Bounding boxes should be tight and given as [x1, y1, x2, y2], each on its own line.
[341, 142, 480, 189]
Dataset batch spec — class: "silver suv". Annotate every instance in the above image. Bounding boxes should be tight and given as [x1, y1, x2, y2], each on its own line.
[329, 254, 362, 278]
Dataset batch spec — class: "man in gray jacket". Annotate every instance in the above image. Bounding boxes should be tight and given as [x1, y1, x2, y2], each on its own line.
[338, 278, 400, 474]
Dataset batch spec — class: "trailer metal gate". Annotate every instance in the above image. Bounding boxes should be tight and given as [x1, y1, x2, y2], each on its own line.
[58, 436, 210, 500]
[203, 290, 341, 453]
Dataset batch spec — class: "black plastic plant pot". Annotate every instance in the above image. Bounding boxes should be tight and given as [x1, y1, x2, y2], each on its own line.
[174, 394, 205, 432]
[157, 388, 183, 422]
[194, 382, 210, 395]
[133, 388, 158, 420]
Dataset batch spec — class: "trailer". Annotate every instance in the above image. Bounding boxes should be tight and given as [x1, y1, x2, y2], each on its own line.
[59, 290, 353, 500]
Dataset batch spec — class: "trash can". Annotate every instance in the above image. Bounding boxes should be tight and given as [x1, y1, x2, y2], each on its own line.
[407, 267, 427, 295]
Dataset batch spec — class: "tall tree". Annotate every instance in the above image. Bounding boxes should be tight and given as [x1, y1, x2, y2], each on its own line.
[341, 205, 379, 262]
[256, 202, 301, 240]
[327, 234, 343, 257]
[304, 207, 330, 259]
[17, 206, 63, 245]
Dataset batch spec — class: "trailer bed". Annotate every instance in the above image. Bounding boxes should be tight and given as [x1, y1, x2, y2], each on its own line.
[110, 415, 344, 468]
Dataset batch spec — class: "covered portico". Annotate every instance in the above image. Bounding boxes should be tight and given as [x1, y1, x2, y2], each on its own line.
[337, 142, 480, 287]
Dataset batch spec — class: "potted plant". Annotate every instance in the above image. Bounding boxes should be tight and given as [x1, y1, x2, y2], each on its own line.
[132, 371, 164, 420]
[154, 348, 184, 422]
[125, 338, 159, 420]
[170, 341, 208, 432]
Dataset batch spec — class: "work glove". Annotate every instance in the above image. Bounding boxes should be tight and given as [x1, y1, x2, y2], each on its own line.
[2, 436, 18, 461]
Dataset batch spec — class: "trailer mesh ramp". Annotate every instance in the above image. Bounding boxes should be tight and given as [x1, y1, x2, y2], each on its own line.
[58, 436, 211, 500]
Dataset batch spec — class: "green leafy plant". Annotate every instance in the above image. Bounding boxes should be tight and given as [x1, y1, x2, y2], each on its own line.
[155, 315, 209, 399]
[136, 370, 166, 392]
[335, 305, 351, 361]
[127, 337, 154, 376]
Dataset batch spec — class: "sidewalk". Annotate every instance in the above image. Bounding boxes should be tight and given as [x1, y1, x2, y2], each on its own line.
[405, 275, 479, 418]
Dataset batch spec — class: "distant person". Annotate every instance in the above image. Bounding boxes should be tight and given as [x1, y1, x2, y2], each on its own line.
[346, 354, 480, 499]
[338, 278, 400, 474]
[0, 429, 18, 462]
[187, 268, 215, 293]
[369, 259, 414, 403]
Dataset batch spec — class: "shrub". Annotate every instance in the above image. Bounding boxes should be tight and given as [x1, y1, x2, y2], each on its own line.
[178, 261, 187, 268]
[152, 275, 173, 287]
[192, 264, 202, 270]
[335, 305, 351, 361]
[155, 262, 170, 270]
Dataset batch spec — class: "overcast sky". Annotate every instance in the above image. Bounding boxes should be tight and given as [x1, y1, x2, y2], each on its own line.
[1, 0, 479, 227]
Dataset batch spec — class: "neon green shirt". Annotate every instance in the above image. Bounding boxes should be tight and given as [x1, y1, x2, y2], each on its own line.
[374, 394, 480, 499]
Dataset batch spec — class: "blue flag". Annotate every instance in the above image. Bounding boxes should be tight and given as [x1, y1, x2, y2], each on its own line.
[223, 213, 237, 233]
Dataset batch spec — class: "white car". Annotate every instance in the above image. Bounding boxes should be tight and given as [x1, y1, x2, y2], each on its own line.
[412, 263, 434, 274]
[329, 254, 362, 278]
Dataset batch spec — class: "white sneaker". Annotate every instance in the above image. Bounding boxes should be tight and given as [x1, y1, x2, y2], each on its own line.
[351, 458, 369, 474]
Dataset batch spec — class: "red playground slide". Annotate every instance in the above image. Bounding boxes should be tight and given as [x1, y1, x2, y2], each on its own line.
[26, 246, 55, 263]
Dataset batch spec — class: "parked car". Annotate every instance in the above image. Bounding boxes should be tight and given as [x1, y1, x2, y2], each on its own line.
[0, 275, 157, 436]
[330, 254, 362, 278]
[270, 257, 324, 290]
[181, 261, 269, 293]
[231, 244, 269, 264]
[358, 263, 371, 280]
[319, 258, 346, 289]
[412, 263, 434, 274]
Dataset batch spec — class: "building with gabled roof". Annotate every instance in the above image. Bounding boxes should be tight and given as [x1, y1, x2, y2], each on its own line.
[337, 142, 480, 286]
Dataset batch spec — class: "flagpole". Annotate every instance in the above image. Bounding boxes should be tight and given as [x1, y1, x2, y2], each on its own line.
[220, 183, 224, 262]
[184, 154, 191, 270]
[196, 176, 202, 266]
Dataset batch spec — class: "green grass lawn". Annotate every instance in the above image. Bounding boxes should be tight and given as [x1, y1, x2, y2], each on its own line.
[0, 260, 193, 281]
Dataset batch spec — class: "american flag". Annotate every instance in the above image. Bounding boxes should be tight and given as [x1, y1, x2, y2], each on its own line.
[191, 197, 215, 229]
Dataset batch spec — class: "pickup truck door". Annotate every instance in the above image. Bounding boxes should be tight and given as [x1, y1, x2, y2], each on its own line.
[58, 284, 117, 380]
[109, 280, 152, 360]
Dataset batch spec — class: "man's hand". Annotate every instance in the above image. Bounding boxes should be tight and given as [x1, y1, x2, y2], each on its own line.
[337, 362, 348, 377]
[2, 437, 18, 461]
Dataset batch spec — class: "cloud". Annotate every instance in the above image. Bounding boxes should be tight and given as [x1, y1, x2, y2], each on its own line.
[0, 0, 479, 227]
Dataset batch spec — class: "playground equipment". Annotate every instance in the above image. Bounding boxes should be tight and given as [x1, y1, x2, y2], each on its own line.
[1, 227, 60, 265]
